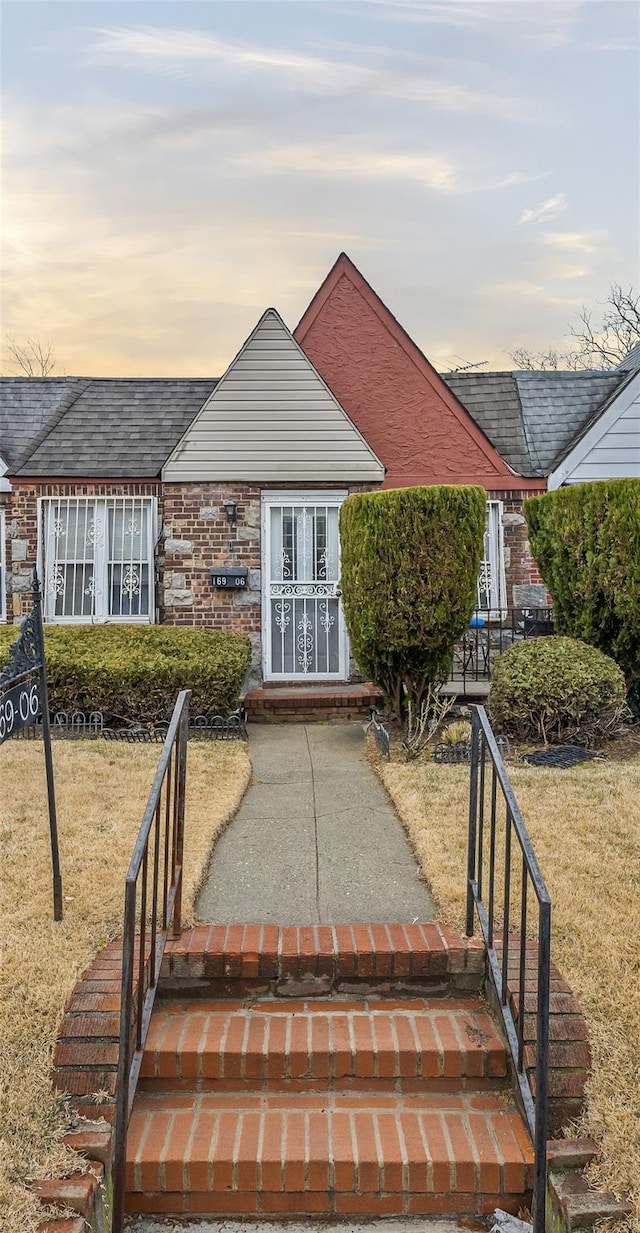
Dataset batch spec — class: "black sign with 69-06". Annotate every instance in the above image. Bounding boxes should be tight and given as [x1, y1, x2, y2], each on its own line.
[0, 678, 41, 745]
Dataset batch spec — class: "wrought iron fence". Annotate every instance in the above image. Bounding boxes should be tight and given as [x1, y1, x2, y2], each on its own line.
[112, 689, 190, 1233]
[466, 705, 550, 1233]
[12, 706, 247, 741]
[449, 607, 554, 687]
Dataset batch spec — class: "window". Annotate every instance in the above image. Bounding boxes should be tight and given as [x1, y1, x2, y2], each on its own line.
[39, 497, 156, 623]
[0, 505, 6, 623]
[477, 500, 506, 615]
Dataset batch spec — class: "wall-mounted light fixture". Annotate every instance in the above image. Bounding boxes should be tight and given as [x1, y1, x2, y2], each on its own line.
[224, 499, 238, 526]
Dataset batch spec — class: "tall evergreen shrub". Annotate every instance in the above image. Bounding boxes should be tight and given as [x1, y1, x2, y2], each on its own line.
[524, 479, 640, 703]
[339, 486, 486, 717]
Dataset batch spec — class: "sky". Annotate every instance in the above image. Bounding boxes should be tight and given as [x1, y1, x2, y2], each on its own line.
[1, 0, 639, 376]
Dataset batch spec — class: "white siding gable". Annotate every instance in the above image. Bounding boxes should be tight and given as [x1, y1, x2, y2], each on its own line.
[549, 371, 640, 488]
[163, 309, 384, 483]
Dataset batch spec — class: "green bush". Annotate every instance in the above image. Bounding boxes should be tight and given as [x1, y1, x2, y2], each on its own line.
[339, 485, 486, 717]
[489, 635, 627, 744]
[524, 480, 640, 705]
[0, 624, 251, 723]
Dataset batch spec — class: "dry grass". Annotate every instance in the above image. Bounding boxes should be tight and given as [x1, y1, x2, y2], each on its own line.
[377, 749, 640, 1228]
[0, 738, 251, 1233]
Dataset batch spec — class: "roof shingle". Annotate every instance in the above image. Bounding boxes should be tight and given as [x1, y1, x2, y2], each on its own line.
[6, 378, 217, 477]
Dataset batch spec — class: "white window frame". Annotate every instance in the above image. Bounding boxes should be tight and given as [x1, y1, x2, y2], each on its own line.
[0, 505, 6, 623]
[38, 496, 158, 624]
[477, 500, 507, 618]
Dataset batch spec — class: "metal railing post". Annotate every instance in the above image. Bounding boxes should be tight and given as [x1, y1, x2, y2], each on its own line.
[111, 689, 191, 1232]
[467, 706, 551, 1224]
[466, 707, 480, 936]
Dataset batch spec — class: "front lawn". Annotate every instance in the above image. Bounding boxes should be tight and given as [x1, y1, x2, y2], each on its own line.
[377, 749, 640, 1228]
[0, 738, 251, 1233]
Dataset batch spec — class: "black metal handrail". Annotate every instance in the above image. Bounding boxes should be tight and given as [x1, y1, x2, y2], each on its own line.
[112, 689, 190, 1232]
[466, 705, 551, 1233]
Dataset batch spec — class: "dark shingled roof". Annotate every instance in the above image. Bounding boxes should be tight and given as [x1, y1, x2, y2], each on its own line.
[443, 369, 625, 476]
[0, 378, 91, 471]
[443, 372, 531, 474]
[1, 365, 628, 480]
[514, 370, 624, 474]
[4, 378, 217, 477]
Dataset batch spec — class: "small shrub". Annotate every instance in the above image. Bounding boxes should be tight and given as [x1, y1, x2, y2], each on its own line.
[489, 635, 627, 745]
[0, 624, 251, 724]
[340, 485, 486, 718]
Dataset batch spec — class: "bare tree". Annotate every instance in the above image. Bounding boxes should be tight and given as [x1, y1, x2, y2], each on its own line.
[509, 283, 639, 371]
[5, 337, 56, 376]
[570, 284, 640, 367]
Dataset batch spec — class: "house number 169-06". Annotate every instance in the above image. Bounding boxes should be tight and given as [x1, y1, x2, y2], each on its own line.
[0, 681, 40, 744]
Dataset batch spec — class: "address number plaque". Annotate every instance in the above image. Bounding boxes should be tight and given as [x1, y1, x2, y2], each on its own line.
[210, 568, 248, 590]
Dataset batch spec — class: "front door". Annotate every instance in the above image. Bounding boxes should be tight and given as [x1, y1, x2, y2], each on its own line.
[262, 492, 348, 680]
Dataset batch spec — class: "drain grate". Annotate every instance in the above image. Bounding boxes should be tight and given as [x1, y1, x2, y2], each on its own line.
[522, 745, 602, 768]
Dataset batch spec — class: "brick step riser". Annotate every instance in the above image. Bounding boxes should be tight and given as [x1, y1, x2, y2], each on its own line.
[140, 1076, 508, 1095]
[159, 974, 484, 1000]
[125, 1193, 531, 1219]
[247, 706, 376, 723]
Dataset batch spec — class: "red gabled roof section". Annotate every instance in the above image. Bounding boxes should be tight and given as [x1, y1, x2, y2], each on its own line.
[295, 253, 537, 491]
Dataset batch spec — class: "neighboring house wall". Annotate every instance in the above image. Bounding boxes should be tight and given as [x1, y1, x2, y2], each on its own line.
[501, 491, 549, 609]
[549, 372, 640, 488]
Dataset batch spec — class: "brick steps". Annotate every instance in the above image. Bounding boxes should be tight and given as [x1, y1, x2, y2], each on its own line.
[125, 1090, 533, 1218]
[140, 999, 507, 1092]
[244, 683, 383, 723]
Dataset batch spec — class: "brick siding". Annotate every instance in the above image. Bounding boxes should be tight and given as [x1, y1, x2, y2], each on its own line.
[488, 489, 551, 607]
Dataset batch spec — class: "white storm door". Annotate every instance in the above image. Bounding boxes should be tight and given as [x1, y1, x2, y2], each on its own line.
[263, 494, 348, 680]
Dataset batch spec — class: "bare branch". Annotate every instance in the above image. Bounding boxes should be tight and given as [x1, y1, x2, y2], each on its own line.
[508, 345, 587, 371]
[509, 284, 639, 371]
[5, 336, 56, 377]
[568, 284, 640, 367]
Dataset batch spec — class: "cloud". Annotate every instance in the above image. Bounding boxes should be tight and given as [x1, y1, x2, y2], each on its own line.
[351, 0, 583, 46]
[89, 25, 540, 120]
[235, 139, 547, 196]
[237, 144, 456, 191]
[542, 230, 605, 256]
[534, 229, 610, 281]
[520, 193, 568, 224]
[483, 279, 584, 308]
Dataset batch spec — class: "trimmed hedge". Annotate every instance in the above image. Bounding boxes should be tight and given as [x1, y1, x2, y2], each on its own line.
[489, 635, 627, 744]
[524, 480, 640, 703]
[0, 624, 251, 724]
[339, 485, 486, 717]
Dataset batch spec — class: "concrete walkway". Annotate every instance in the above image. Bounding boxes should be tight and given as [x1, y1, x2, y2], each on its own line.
[196, 723, 433, 925]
